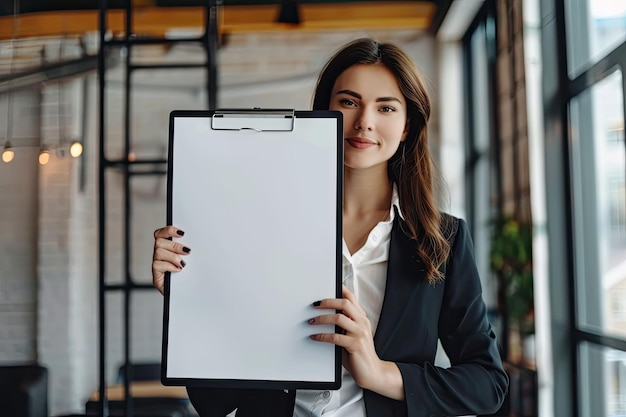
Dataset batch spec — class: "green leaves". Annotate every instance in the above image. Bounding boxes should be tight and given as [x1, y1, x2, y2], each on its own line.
[490, 215, 534, 333]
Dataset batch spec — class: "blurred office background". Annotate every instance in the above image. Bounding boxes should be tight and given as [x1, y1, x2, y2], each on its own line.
[0, 0, 624, 416]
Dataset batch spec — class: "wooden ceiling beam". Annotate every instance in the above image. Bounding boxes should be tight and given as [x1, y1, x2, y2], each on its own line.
[0, 2, 435, 40]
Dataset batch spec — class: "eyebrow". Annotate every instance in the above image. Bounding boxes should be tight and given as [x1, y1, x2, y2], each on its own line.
[335, 89, 403, 104]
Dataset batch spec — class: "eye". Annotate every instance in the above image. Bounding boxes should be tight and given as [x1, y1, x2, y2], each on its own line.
[340, 98, 357, 107]
[380, 106, 396, 113]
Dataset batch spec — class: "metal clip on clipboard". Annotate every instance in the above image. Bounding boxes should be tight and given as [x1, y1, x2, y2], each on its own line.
[211, 108, 295, 132]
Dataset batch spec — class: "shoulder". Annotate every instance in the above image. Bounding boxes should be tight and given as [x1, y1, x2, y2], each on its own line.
[439, 212, 460, 242]
[438, 213, 478, 271]
[394, 211, 461, 242]
[439, 213, 478, 273]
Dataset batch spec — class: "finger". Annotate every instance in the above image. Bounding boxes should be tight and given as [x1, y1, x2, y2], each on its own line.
[309, 332, 350, 347]
[342, 284, 355, 300]
[152, 277, 165, 295]
[152, 259, 185, 274]
[154, 238, 191, 256]
[309, 313, 358, 334]
[152, 259, 185, 294]
[153, 226, 185, 240]
[341, 285, 367, 316]
[153, 247, 188, 268]
[313, 298, 361, 321]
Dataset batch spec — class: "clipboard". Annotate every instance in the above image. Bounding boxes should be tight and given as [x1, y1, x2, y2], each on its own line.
[162, 109, 343, 390]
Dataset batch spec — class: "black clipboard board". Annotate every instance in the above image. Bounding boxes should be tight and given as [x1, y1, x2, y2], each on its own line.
[162, 109, 343, 390]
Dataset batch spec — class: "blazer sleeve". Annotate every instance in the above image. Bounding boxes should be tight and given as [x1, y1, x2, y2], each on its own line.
[395, 218, 509, 416]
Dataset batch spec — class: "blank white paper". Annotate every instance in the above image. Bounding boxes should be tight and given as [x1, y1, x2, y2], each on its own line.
[164, 113, 340, 387]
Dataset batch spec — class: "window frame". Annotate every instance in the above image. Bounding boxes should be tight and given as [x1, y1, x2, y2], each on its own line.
[542, 0, 626, 416]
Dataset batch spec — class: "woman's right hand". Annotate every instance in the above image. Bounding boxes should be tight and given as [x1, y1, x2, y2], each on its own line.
[152, 226, 191, 294]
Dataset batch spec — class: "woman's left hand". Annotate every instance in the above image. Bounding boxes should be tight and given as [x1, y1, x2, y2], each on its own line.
[309, 285, 404, 400]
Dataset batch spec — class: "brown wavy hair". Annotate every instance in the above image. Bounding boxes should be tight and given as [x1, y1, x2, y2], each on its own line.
[313, 38, 452, 284]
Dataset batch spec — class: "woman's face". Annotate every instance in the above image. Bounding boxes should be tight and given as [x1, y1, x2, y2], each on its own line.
[329, 63, 408, 172]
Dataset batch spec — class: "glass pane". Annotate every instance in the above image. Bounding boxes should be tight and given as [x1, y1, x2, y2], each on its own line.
[469, 23, 494, 289]
[570, 69, 626, 339]
[578, 341, 626, 417]
[566, 0, 626, 78]
[471, 23, 490, 153]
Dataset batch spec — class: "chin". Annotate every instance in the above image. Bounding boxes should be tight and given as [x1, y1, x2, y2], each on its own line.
[344, 159, 387, 172]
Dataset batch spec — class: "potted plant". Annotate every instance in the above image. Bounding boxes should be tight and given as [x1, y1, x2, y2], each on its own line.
[490, 214, 534, 363]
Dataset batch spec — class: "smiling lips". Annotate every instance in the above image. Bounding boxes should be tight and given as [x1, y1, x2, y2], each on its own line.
[346, 137, 377, 149]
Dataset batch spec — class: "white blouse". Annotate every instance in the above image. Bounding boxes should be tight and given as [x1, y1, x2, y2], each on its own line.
[293, 188, 403, 417]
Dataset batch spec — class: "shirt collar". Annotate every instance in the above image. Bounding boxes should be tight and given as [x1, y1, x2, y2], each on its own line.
[390, 184, 405, 221]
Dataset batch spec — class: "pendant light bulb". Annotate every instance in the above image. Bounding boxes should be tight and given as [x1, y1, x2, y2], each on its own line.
[2, 142, 14, 163]
[39, 148, 50, 165]
[70, 141, 83, 158]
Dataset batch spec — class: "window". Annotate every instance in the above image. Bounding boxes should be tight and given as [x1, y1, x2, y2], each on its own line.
[462, 2, 499, 321]
[570, 69, 626, 340]
[611, 290, 626, 319]
[566, 0, 626, 78]
[555, 0, 626, 416]
[579, 342, 626, 417]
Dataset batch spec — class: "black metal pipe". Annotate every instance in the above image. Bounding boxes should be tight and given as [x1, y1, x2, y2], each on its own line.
[123, 0, 133, 415]
[106, 36, 205, 46]
[128, 170, 167, 176]
[206, 0, 218, 109]
[129, 63, 208, 70]
[105, 283, 158, 291]
[105, 158, 167, 166]
[79, 77, 89, 192]
[97, 0, 109, 416]
[0, 55, 107, 94]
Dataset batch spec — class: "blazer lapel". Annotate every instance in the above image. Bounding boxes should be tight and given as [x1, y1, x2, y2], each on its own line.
[373, 216, 424, 356]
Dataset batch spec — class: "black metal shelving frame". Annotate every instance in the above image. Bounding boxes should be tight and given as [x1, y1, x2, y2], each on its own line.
[96, 1, 219, 416]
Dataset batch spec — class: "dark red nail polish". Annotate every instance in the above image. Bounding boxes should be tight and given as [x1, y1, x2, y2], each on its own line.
[312, 301, 321, 307]
[307, 318, 315, 324]
[183, 247, 191, 253]
[181, 260, 186, 268]
[177, 230, 185, 236]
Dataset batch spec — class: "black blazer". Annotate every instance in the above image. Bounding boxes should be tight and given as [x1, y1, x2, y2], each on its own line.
[187, 214, 509, 417]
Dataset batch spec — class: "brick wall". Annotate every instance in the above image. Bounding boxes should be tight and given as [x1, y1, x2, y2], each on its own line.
[496, 0, 536, 368]
[0, 89, 40, 362]
[38, 79, 99, 414]
[497, 0, 532, 221]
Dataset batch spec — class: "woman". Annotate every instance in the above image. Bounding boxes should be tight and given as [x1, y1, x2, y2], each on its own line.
[152, 38, 508, 417]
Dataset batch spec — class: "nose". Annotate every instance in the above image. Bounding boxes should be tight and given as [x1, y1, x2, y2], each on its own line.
[354, 108, 374, 131]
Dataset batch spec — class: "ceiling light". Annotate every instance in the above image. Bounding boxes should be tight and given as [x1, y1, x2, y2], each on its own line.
[2, 142, 14, 163]
[70, 141, 83, 158]
[277, 0, 301, 25]
[39, 147, 50, 165]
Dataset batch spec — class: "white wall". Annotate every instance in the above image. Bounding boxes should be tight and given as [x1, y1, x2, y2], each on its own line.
[37, 78, 99, 414]
[0, 89, 40, 362]
[436, 41, 466, 219]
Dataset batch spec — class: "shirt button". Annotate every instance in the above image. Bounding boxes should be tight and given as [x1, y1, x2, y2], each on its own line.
[322, 391, 330, 398]
[371, 234, 378, 242]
